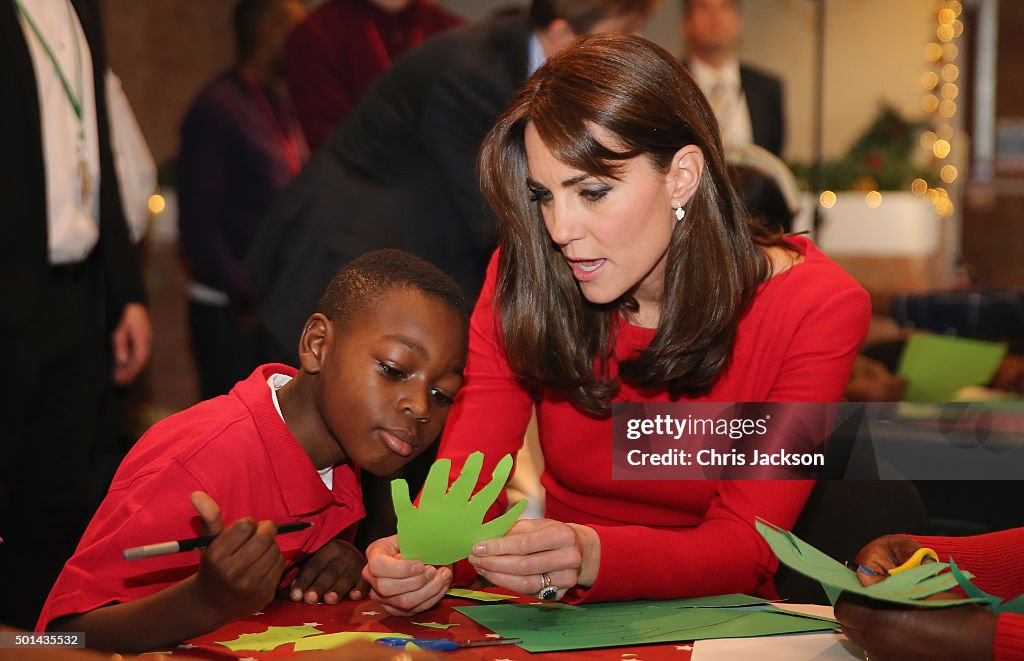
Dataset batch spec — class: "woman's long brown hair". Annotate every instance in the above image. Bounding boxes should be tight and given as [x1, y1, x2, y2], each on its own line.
[478, 33, 784, 416]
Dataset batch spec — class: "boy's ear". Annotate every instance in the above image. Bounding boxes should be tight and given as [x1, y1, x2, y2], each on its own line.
[297, 313, 331, 374]
[667, 144, 705, 205]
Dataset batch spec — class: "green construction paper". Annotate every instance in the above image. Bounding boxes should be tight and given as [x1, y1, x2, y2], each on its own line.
[216, 625, 322, 652]
[897, 334, 1007, 402]
[411, 621, 459, 630]
[745, 604, 838, 625]
[756, 519, 984, 608]
[951, 557, 1024, 614]
[292, 631, 411, 652]
[446, 588, 518, 602]
[671, 594, 776, 608]
[454, 601, 836, 653]
[393, 451, 527, 565]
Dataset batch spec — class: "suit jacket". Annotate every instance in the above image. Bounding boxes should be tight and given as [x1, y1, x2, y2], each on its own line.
[247, 17, 530, 351]
[740, 63, 785, 157]
[683, 59, 785, 157]
[0, 0, 144, 332]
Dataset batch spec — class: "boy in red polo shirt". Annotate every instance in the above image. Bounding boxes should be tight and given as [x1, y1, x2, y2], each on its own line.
[36, 250, 468, 653]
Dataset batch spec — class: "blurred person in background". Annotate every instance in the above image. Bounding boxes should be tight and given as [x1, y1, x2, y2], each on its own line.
[681, 0, 785, 156]
[1, 0, 151, 629]
[286, 0, 463, 149]
[178, 0, 308, 399]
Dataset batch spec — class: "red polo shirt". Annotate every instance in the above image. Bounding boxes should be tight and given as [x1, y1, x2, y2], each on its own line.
[37, 364, 364, 630]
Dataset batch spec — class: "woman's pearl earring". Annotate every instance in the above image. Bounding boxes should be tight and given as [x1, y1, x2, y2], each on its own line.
[673, 200, 686, 221]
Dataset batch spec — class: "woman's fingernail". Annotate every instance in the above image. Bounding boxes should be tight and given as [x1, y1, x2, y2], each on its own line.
[290, 588, 302, 601]
[468, 555, 481, 566]
[425, 566, 438, 580]
[439, 567, 451, 582]
[473, 544, 486, 554]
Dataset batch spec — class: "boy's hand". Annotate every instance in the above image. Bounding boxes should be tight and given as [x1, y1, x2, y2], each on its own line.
[190, 491, 286, 619]
[362, 535, 452, 616]
[289, 538, 369, 604]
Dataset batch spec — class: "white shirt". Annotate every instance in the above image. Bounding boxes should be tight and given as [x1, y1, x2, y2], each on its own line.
[689, 56, 755, 151]
[18, 0, 101, 264]
[268, 372, 333, 490]
[528, 32, 546, 78]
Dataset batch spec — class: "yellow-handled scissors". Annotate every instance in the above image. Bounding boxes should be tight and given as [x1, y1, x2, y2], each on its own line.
[888, 547, 940, 575]
[857, 547, 939, 577]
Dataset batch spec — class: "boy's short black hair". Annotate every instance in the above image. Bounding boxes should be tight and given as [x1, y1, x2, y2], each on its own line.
[317, 250, 468, 330]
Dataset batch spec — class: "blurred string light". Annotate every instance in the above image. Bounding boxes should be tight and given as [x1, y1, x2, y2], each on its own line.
[147, 193, 166, 215]
[918, 1, 963, 218]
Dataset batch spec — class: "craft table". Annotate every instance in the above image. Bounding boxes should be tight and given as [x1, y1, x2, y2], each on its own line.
[155, 589, 697, 660]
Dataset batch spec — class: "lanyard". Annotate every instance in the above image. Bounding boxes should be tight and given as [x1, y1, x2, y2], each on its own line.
[14, 0, 94, 205]
[12, 0, 84, 124]
[238, 69, 302, 176]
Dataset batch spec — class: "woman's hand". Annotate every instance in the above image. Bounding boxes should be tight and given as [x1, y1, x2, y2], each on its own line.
[290, 538, 368, 604]
[468, 518, 600, 600]
[853, 534, 924, 585]
[835, 593, 997, 661]
[361, 535, 452, 616]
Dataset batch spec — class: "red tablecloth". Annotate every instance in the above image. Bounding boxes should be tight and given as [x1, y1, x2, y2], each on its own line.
[159, 589, 696, 660]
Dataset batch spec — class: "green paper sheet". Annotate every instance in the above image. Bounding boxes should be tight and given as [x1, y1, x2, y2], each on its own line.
[897, 334, 1007, 402]
[454, 600, 836, 653]
[672, 594, 776, 608]
[756, 519, 984, 608]
[446, 588, 518, 602]
[292, 631, 411, 652]
[393, 451, 526, 565]
[951, 557, 1024, 614]
[411, 621, 459, 630]
[216, 625, 321, 652]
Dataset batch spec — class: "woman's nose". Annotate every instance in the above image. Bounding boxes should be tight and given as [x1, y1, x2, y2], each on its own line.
[543, 201, 583, 246]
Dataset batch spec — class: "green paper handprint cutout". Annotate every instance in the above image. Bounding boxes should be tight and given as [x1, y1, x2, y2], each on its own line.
[392, 452, 527, 565]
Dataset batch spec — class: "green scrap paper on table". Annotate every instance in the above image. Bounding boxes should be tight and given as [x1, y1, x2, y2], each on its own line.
[392, 451, 526, 565]
[455, 597, 837, 653]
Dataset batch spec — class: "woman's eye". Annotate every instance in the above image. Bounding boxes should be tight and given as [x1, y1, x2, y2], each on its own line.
[528, 188, 552, 204]
[580, 186, 609, 202]
[377, 362, 407, 380]
[430, 388, 454, 407]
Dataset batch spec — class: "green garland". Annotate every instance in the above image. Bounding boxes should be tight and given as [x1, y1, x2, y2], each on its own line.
[790, 105, 940, 192]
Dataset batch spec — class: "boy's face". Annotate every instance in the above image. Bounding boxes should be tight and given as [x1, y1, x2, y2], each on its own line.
[314, 288, 467, 476]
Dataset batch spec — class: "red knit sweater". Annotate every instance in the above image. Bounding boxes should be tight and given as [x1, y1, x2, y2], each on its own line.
[912, 528, 1024, 660]
[438, 238, 870, 603]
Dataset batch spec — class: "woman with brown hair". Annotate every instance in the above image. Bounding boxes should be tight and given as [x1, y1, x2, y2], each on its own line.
[363, 33, 870, 615]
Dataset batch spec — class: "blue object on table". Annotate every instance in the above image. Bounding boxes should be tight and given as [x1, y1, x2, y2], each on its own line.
[376, 636, 523, 651]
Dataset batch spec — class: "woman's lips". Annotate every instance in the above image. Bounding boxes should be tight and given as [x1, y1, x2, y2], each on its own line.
[568, 258, 607, 281]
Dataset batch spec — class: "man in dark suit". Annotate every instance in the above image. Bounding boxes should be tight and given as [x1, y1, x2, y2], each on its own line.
[0, 0, 151, 628]
[247, 0, 654, 363]
[681, 0, 785, 157]
[246, 0, 654, 548]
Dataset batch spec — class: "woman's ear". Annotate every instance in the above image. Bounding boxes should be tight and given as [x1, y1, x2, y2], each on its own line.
[667, 145, 705, 205]
[297, 313, 330, 374]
